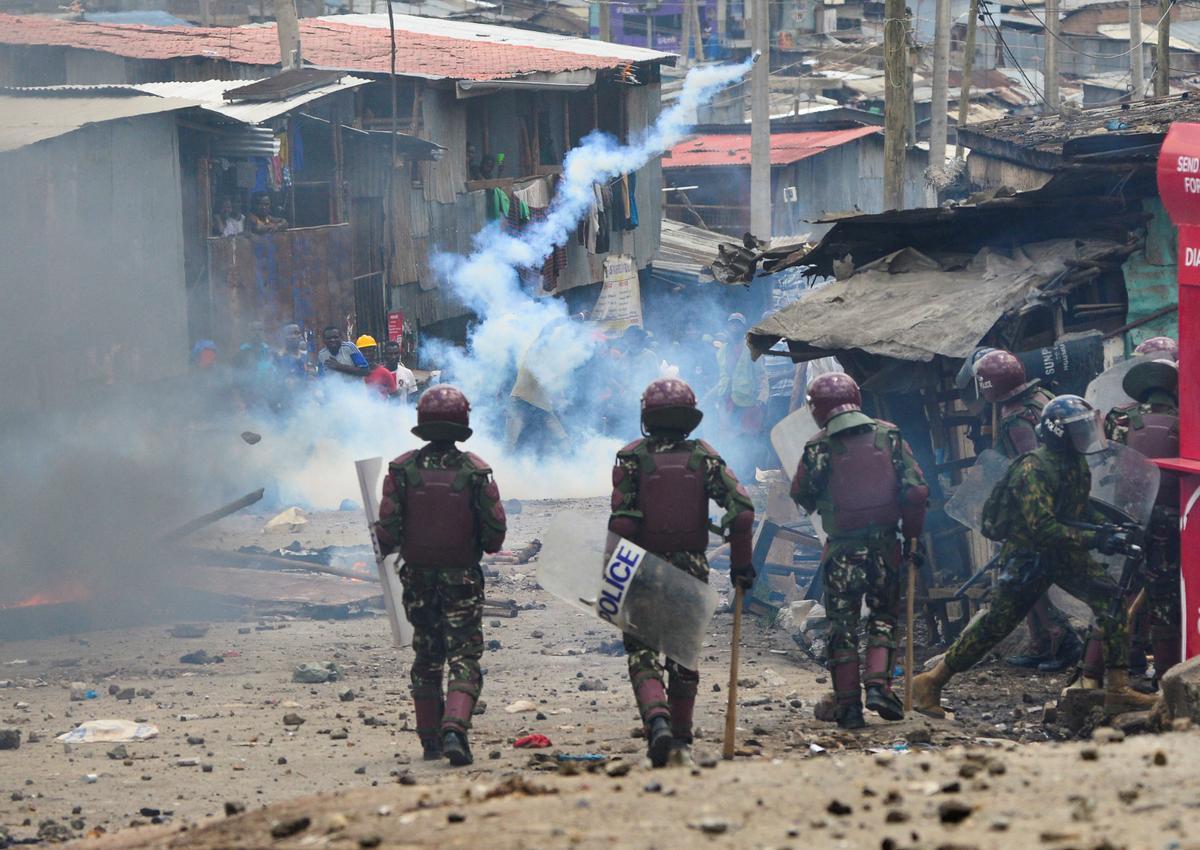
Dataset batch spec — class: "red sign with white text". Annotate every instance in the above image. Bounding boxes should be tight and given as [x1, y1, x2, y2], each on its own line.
[1156, 122, 1200, 660]
[387, 310, 404, 344]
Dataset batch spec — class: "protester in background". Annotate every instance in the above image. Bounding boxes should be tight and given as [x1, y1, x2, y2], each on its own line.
[357, 334, 399, 400]
[384, 340, 419, 402]
[248, 194, 288, 234]
[715, 312, 768, 474]
[191, 339, 218, 370]
[212, 198, 244, 236]
[505, 321, 570, 453]
[317, 326, 369, 380]
[276, 323, 309, 379]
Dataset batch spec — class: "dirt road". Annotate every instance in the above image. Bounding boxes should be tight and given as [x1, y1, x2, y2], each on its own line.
[1, 500, 1195, 847]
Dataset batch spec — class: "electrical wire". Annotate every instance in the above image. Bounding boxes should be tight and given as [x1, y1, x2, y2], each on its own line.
[979, 1, 1050, 105]
[1009, 0, 1178, 60]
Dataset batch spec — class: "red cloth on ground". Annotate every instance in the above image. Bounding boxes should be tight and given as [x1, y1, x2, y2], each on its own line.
[513, 734, 552, 749]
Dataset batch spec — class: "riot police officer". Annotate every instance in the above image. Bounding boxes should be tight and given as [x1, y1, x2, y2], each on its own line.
[913, 396, 1157, 717]
[1100, 358, 1181, 684]
[790, 373, 929, 729]
[608, 378, 755, 766]
[974, 349, 1081, 673]
[375, 386, 508, 766]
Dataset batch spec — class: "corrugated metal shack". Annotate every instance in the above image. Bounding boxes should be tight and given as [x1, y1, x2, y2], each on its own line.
[0, 90, 196, 420]
[661, 122, 934, 239]
[0, 13, 674, 345]
[736, 165, 1173, 638]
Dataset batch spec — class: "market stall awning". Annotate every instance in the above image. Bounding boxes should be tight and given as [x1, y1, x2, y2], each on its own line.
[747, 239, 1125, 362]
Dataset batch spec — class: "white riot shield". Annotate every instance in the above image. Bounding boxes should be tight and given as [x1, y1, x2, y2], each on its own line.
[770, 407, 818, 478]
[1085, 355, 1152, 416]
[356, 457, 414, 648]
[769, 407, 826, 541]
[537, 515, 719, 670]
[943, 449, 1012, 534]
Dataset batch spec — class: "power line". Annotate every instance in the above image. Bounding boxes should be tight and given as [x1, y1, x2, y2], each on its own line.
[979, 1, 1050, 105]
[1009, 0, 1179, 60]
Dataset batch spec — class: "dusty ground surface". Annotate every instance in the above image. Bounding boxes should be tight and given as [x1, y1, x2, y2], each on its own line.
[1, 499, 1195, 848]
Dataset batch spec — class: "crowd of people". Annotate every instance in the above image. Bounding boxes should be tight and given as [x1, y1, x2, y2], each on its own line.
[190, 321, 421, 413]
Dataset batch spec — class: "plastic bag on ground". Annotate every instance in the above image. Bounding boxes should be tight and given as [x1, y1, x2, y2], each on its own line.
[57, 719, 159, 744]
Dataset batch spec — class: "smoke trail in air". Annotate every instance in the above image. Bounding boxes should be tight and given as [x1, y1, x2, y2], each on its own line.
[426, 59, 755, 461]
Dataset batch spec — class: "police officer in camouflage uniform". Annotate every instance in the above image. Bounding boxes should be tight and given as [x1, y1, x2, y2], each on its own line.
[1095, 356, 1181, 685]
[790, 373, 929, 730]
[609, 378, 755, 767]
[375, 386, 507, 766]
[974, 350, 1082, 673]
[913, 395, 1157, 717]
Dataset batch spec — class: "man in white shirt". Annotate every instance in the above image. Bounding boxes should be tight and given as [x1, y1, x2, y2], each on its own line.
[383, 340, 418, 401]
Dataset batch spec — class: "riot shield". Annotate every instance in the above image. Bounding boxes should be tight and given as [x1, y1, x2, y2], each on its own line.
[537, 515, 719, 670]
[942, 443, 1159, 543]
[770, 407, 819, 478]
[1086, 443, 1161, 581]
[1084, 355, 1152, 416]
[943, 449, 1012, 534]
[768, 407, 825, 540]
[355, 457, 413, 648]
[1086, 442, 1160, 530]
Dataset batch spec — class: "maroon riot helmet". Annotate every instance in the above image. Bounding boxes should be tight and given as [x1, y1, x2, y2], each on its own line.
[641, 378, 704, 435]
[974, 349, 1034, 403]
[1134, 336, 1178, 360]
[412, 385, 473, 442]
[807, 372, 872, 434]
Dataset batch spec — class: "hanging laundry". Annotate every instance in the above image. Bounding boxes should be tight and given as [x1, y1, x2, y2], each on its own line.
[624, 171, 639, 229]
[486, 186, 510, 221]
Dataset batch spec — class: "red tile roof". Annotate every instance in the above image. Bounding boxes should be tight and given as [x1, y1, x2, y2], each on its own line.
[0, 14, 659, 81]
[662, 126, 881, 168]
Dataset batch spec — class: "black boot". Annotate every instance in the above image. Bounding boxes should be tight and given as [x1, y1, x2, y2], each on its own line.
[836, 702, 866, 730]
[442, 730, 473, 767]
[647, 716, 672, 768]
[864, 685, 904, 721]
[421, 739, 443, 761]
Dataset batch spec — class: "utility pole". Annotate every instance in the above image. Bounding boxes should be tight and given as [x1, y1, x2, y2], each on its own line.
[883, 0, 907, 209]
[954, 0, 979, 159]
[690, 0, 706, 62]
[1156, 0, 1170, 97]
[929, 0, 950, 170]
[750, 0, 771, 240]
[1130, 0, 1145, 100]
[598, 0, 611, 41]
[681, 0, 693, 67]
[1044, 0, 1059, 111]
[274, 0, 302, 70]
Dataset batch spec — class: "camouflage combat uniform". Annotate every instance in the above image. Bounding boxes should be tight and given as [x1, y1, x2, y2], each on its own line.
[375, 444, 507, 743]
[944, 446, 1127, 673]
[609, 436, 754, 735]
[790, 422, 928, 697]
[1105, 397, 1182, 673]
[995, 385, 1077, 660]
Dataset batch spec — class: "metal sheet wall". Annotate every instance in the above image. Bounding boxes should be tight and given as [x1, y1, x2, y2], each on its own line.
[206, 224, 355, 351]
[0, 114, 190, 417]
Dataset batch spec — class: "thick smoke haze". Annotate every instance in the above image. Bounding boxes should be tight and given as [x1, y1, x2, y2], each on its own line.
[0, 60, 753, 616]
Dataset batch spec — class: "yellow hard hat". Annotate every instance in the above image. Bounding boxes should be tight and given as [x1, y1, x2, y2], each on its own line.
[355, 334, 377, 349]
